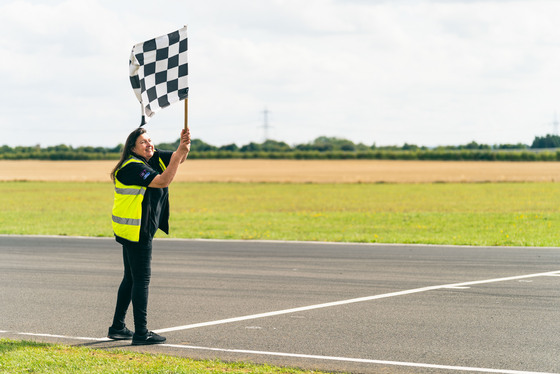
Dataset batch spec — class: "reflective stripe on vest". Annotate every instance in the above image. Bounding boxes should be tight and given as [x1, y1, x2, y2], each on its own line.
[111, 157, 147, 242]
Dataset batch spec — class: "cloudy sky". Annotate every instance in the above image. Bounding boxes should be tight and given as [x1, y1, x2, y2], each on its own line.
[1, 0, 560, 148]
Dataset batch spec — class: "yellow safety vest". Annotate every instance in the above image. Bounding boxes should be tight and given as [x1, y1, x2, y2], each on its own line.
[111, 156, 167, 242]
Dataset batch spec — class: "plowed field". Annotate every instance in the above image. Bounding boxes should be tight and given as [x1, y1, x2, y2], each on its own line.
[2, 159, 560, 183]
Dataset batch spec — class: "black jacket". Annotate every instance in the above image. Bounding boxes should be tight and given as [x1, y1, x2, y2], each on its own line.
[114, 150, 173, 245]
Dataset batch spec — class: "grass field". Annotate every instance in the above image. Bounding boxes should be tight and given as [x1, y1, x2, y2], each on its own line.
[1, 181, 559, 246]
[0, 339, 329, 374]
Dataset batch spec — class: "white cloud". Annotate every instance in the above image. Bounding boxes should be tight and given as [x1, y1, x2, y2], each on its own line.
[1, 0, 560, 147]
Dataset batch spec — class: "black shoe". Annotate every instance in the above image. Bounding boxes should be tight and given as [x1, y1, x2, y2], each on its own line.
[132, 331, 166, 345]
[107, 326, 133, 340]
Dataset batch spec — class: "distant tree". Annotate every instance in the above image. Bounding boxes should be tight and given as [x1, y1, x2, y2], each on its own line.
[294, 143, 313, 151]
[493, 143, 528, 150]
[355, 143, 371, 151]
[51, 144, 72, 152]
[219, 143, 239, 152]
[157, 138, 217, 152]
[261, 140, 292, 152]
[462, 141, 491, 150]
[300, 136, 358, 152]
[239, 142, 262, 152]
[190, 139, 217, 152]
[109, 144, 123, 153]
[402, 143, 419, 151]
[377, 145, 401, 151]
[531, 134, 560, 148]
[339, 141, 356, 152]
[311, 136, 335, 152]
[156, 139, 180, 151]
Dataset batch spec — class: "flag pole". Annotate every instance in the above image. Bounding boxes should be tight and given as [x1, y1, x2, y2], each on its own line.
[184, 98, 189, 130]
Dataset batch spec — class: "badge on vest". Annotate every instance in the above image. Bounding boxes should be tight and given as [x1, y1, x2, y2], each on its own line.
[140, 169, 151, 180]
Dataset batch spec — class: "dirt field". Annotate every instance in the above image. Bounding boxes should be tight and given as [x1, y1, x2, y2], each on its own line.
[2, 159, 560, 183]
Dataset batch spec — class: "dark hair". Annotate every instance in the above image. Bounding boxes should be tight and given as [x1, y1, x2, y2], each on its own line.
[110, 127, 147, 183]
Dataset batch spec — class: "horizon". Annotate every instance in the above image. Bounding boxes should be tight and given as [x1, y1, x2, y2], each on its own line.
[3, 134, 553, 150]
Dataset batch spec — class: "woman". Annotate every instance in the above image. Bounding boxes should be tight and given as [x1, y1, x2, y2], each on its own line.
[107, 127, 190, 345]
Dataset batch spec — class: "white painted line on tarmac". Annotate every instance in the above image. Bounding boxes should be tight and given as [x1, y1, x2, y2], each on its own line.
[3, 271, 558, 374]
[0, 330, 553, 374]
[154, 270, 560, 334]
[163, 343, 556, 374]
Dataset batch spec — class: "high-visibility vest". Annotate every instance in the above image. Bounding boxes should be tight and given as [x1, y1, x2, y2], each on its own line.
[111, 155, 167, 242]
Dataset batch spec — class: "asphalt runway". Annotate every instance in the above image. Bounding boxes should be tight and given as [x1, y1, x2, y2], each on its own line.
[1, 235, 559, 374]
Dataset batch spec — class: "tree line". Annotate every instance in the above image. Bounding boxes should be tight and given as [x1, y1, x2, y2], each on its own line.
[2, 134, 560, 161]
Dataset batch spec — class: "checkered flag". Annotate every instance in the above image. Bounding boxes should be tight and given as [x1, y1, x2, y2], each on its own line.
[129, 26, 188, 126]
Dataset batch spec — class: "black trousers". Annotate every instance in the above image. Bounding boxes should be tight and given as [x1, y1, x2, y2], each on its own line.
[111, 240, 152, 335]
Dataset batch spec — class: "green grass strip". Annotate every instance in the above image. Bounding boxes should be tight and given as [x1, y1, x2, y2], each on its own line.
[1, 181, 559, 246]
[0, 339, 331, 374]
